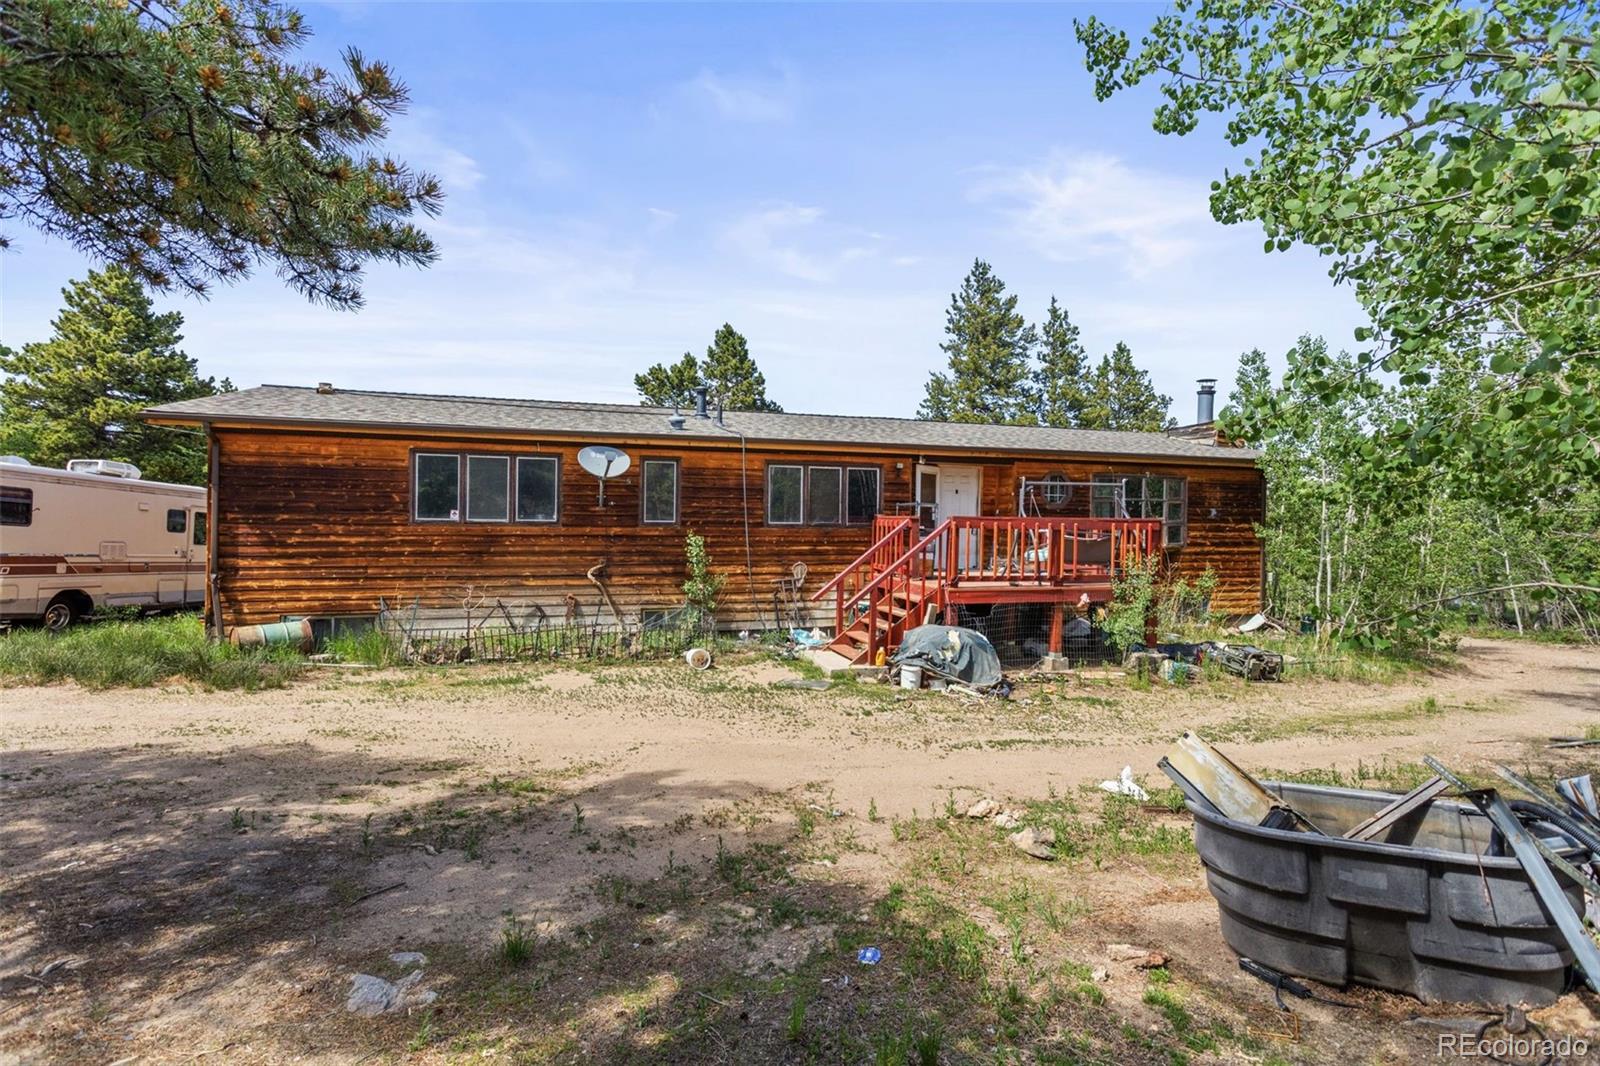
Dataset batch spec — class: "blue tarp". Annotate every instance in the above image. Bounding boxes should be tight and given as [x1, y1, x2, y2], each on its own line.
[890, 625, 1004, 689]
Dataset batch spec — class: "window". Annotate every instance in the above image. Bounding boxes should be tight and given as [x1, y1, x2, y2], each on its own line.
[193, 512, 208, 547]
[641, 459, 679, 525]
[766, 465, 804, 524]
[1, 487, 32, 526]
[415, 453, 460, 521]
[166, 508, 187, 534]
[515, 457, 559, 523]
[1040, 473, 1068, 505]
[1092, 475, 1187, 546]
[466, 455, 510, 522]
[807, 466, 842, 525]
[846, 467, 881, 524]
[414, 452, 564, 524]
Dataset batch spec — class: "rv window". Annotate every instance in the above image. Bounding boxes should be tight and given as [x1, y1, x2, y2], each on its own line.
[641, 459, 679, 525]
[167, 508, 187, 534]
[414, 453, 460, 521]
[193, 512, 207, 546]
[846, 467, 880, 524]
[807, 466, 842, 525]
[766, 465, 804, 525]
[515, 457, 559, 523]
[0, 486, 31, 526]
[466, 455, 510, 522]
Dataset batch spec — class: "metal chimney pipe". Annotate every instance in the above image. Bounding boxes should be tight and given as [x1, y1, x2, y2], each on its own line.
[1196, 379, 1217, 423]
[692, 385, 709, 419]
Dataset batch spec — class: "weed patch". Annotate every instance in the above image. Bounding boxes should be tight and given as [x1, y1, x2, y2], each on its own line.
[0, 614, 303, 690]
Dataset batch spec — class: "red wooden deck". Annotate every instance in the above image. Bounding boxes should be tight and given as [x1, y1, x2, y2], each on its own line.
[811, 514, 1162, 664]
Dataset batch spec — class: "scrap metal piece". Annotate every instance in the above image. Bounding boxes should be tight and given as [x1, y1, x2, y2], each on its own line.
[1159, 732, 1323, 833]
[1423, 757, 1600, 995]
[1343, 776, 1449, 842]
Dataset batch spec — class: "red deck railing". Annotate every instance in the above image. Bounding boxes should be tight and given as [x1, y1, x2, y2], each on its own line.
[809, 515, 916, 635]
[813, 515, 1163, 664]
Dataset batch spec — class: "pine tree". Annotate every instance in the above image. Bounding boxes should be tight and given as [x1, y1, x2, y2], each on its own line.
[1033, 297, 1089, 427]
[0, 267, 230, 483]
[0, 0, 440, 309]
[634, 325, 781, 411]
[634, 352, 703, 408]
[701, 324, 781, 412]
[919, 260, 1038, 424]
[1080, 343, 1172, 432]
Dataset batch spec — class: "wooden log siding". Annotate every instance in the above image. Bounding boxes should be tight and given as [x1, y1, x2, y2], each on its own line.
[208, 427, 1263, 629]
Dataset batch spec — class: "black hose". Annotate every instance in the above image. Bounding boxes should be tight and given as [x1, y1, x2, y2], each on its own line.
[1508, 799, 1600, 858]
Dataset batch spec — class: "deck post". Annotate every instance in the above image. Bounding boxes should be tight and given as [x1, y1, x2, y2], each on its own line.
[1049, 602, 1064, 655]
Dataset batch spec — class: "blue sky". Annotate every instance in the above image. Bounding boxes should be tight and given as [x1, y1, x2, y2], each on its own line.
[0, 2, 1366, 421]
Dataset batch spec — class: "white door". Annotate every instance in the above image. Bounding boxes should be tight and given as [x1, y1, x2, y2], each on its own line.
[935, 465, 982, 523]
[932, 465, 982, 572]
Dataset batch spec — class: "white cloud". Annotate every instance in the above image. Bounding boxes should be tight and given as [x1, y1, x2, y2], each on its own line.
[720, 204, 878, 283]
[684, 67, 798, 122]
[971, 151, 1212, 276]
[383, 111, 484, 194]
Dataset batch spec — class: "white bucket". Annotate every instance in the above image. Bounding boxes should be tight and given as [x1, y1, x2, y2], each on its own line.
[900, 664, 923, 690]
[684, 647, 713, 671]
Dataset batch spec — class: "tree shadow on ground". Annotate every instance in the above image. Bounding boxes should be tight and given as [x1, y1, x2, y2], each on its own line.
[0, 741, 1210, 1065]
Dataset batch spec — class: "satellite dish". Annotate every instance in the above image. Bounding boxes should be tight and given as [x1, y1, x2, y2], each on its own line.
[577, 445, 631, 479]
[577, 446, 631, 506]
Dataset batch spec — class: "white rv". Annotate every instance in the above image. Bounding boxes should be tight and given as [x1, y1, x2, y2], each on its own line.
[0, 458, 207, 630]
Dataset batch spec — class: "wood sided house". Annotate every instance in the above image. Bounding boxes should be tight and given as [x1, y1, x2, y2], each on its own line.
[143, 382, 1264, 664]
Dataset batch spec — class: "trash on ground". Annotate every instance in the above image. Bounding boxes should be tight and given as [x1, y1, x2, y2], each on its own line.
[777, 678, 832, 690]
[683, 647, 713, 670]
[856, 946, 882, 966]
[1206, 643, 1283, 681]
[1008, 825, 1056, 860]
[890, 625, 1003, 691]
[1107, 943, 1169, 969]
[965, 798, 1001, 819]
[346, 971, 436, 1015]
[1099, 766, 1150, 802]
[1162, 731, 1600, 1005]
[789, 628, 825, 648]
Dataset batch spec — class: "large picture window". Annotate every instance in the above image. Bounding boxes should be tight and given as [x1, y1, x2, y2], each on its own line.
[414, 453, 461, 521]
[846, 467, 881, 524]
[1092, 475, 1186, 546]
[516, 457, 559, 523]
[641, 459, 679, 525]
[766, 464, 804, 525]
[766, 463, 882, 525]
[413, 452, 560, 524]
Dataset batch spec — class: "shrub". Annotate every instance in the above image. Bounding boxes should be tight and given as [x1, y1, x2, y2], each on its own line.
[681, 531, 725, 618]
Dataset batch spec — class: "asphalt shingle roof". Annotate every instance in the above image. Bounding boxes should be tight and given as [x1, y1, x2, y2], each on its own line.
[145, 385, 1259, 463]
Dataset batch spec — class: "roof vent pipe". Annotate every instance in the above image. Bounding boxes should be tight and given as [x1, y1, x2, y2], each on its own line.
[667, 415, 687, 431]
[692, 385, 709, 419]
[715, 399, 725, 426]
[1196, 379, 1217, 424]
[316, 381, 335, 394]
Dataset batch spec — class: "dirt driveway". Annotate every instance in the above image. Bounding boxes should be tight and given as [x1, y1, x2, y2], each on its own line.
[2, 637, 1597, 1063]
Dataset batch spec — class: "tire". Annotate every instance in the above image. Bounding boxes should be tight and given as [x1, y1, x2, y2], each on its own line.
[42, 597, 79, 633]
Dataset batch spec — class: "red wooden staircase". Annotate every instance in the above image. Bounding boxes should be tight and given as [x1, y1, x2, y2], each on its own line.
[811, 515, 1163, 665]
